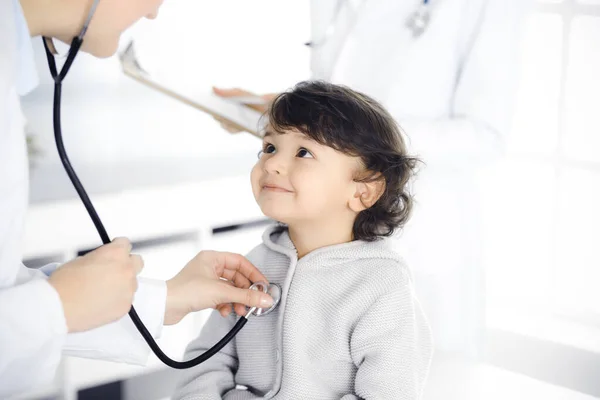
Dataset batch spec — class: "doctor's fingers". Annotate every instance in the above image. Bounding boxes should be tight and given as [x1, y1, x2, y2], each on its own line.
[108, 237, 133, 253]
[129, 254, 144, 275]
[220, 267, 252, 290]
[215, 279, 235, 316]
[90, 237, 132, 260]
[215, 280, 248, 317]
[119, 254, 143, 292]
[221, 270, 269, 316]
[216, 303, 247, 318]
[217, 283, 273, 311]
[233, 302, 248, 317]
[217, 304, 233, 317]
[215, 251, 269, 285]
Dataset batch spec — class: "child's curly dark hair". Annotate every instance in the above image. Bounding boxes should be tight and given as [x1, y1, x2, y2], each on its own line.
[264, 80, 420, 242]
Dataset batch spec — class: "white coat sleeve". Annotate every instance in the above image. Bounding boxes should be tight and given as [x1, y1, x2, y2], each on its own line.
[35, 263, 167, 363]
[0, 263, 166, 398]
[397, 0, 531, 170]
[62, 276, 166, 364]
[0, 268, 68, 397]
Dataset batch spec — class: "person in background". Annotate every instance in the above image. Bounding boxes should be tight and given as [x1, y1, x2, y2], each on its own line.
[212, 0, 530, 359]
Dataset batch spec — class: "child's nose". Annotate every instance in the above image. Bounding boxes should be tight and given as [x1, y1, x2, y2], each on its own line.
[263, 153, 287, 175]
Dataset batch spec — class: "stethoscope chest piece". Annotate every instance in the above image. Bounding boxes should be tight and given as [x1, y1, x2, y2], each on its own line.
[406, 3, 431, 37]
[247, 281, 282, 317]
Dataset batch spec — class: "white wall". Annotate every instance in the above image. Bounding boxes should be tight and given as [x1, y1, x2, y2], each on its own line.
[21, 0, 310, 169]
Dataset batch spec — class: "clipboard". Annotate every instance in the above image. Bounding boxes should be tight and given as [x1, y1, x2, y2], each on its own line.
[118, 42, 265, 138]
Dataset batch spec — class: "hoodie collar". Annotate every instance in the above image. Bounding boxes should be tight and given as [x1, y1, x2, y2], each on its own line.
[261, 224, 402, 268]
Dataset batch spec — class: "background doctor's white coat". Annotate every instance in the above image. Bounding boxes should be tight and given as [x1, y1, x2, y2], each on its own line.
[309, 0, 528, 358]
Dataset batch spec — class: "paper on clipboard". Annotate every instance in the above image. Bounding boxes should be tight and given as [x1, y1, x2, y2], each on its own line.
[118, 42, 265, 138]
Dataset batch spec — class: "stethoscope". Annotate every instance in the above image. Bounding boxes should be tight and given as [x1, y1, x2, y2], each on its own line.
[42, 0, 282, 370]
[305, 0, 432, 48]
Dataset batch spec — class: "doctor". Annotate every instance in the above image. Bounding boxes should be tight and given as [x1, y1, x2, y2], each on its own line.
[214, 0, 529, 358]
[0, 0, 274, 396]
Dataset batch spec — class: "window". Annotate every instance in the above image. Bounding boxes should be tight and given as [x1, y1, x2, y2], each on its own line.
[484, 0, 600, 346]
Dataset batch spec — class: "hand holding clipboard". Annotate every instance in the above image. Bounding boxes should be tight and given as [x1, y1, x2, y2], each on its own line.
[212, 88, 278, 134]
[118, 42, 269, 139]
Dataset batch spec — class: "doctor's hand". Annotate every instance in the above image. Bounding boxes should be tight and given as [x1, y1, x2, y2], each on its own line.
[163, 250, 273, 325]
[212, 87, 277, 134]
[48, 238, 143, 333]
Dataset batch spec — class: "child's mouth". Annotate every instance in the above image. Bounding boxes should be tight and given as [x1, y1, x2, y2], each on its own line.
[263, 185, 293, 193]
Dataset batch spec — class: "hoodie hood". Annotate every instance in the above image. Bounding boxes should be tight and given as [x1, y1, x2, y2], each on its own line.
[261, 224, 406, 270]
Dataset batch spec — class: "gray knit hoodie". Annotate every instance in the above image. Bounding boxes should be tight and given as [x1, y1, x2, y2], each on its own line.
[173, 225, 432, 400]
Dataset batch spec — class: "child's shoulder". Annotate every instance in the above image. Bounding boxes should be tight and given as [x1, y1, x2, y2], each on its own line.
[350, 240, 414, 293]
[360, 255, 411, 285]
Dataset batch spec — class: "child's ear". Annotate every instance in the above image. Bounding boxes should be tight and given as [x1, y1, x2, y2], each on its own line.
[349, 176, 386, 213]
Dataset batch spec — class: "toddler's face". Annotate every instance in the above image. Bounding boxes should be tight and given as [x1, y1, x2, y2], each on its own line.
[251, 129, 362, 226]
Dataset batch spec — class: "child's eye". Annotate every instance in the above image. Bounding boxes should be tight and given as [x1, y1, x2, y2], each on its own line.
[264, 143, 276, 154]
[297, 147, 314, 158]
[258, 143, 276, 158]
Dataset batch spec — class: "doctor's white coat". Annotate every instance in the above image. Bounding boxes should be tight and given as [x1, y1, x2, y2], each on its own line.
[0, 0, 166, 396]
[309, 0, 529, 356]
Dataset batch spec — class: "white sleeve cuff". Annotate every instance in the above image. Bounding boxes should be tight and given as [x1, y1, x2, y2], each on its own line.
[63, 278, 167, 365]
[132, 277, 167, 339]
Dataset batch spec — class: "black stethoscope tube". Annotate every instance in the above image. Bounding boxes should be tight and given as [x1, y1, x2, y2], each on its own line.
[43, 36, 249, 370]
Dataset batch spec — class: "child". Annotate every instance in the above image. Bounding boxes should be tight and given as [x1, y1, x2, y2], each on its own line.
[173, 81, 433, 400]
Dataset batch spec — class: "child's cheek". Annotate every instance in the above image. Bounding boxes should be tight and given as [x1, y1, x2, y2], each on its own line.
[250, 164, 262, 199]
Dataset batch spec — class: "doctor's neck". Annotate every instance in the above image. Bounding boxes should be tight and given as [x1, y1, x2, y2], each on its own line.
[20, 0, 88, 39]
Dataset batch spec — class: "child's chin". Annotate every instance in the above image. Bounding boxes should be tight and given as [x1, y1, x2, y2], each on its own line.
[260, 205, 293, 224]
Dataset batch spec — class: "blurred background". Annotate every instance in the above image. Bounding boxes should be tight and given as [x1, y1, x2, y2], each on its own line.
[15, 0, 600, 399]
